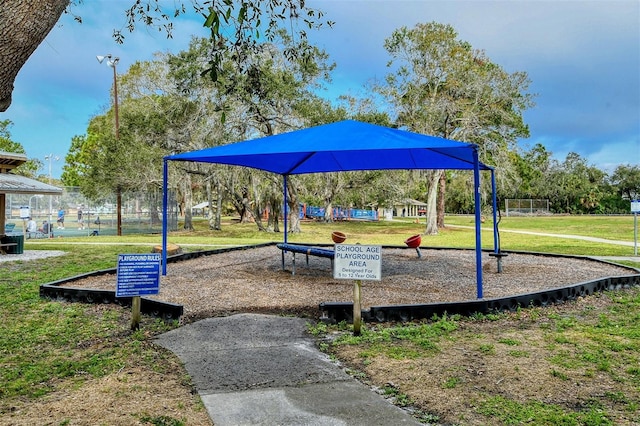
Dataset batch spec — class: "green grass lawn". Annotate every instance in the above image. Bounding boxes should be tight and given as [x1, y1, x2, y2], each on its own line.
[32, 214, 639, 257]
[3, 214, 639, 424]
[444, 214, 637, 242]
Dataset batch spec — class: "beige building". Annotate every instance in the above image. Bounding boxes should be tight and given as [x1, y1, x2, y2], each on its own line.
[393, 198, 428, 217]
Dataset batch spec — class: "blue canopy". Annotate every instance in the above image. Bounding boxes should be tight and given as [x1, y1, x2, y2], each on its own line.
[166, 120, 492, 174]
[162, 120, 498, 299]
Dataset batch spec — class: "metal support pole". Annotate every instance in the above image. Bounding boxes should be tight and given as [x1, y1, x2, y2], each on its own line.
[472, 147, 483, 299]
[491, 170, 498, 253]
[162, 160, 168, 276]
[283, 175, 288, 244]
[97, 54, 121, 235]
[112, 63, 122, 236]
[634, 212, 638, 256]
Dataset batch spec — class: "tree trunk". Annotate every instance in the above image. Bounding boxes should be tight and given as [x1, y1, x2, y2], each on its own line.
[0, 0, 68, 111]
[208, 178, 222, 230]
[206, 180, 213, 228]
[424, 170, 441, 235]
[182, 174, 194, 231]
[321, 173, 340, 223]
[286, 176, 301, 233]
[437, 170, 446, 228]
[214, 178, 223, 229]
[287, 202, 300, 233]
[249, 174, 266, 231]
[239, 187, 251, 223]
[323, 202, 333, 223]
[206, 180, 219, 231]
[268, 198, 280, 233]
[251, 207, 266, 231]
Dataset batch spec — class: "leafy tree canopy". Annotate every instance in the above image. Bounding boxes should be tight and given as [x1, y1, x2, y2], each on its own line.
[610, 164, 640, 200]
[1, 0, 332, 111]
[0, 119, 40, 177]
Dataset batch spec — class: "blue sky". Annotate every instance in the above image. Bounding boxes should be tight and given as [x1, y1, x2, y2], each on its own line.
[1, 0, 638, 179]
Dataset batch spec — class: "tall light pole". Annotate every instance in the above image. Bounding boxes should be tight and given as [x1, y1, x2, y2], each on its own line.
[97, 54, 122, 235]
[44, 154, 59, 237]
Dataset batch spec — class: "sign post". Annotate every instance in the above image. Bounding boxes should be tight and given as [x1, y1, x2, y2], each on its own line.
[19, 206, 30, 237]
[116, 253, 161, 330]
[333, 244, 382, 336]
[631, 200, 639, 256]
[353, 280, 362, 335]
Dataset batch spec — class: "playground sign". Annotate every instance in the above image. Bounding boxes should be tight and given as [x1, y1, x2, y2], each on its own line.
[333, 244, 382, 281]
[19, 206, 30, 219]
[116, 253, 161, 297]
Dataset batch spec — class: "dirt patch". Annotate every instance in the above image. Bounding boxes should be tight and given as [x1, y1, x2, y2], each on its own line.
[3, 367, 212, 426]
[1, 313, 213, 426]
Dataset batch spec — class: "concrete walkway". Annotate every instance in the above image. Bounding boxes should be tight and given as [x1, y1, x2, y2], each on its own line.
[448, 224, 637, 247]
[154, 314, 421, 426]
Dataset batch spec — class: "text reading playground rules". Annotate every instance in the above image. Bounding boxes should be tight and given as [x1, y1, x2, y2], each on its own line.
[116, 253, 161, 297]
[334, 244, 382, 281]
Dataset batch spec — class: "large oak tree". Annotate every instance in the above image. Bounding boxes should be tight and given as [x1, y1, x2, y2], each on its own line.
[378, 22, 533, 234]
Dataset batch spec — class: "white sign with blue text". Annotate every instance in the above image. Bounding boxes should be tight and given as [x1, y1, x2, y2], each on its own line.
[116, 253, 161, 297]
[334, 244, 382, 281]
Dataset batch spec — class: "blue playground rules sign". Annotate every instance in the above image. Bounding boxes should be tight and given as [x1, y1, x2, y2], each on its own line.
[116, 253, 161, 297]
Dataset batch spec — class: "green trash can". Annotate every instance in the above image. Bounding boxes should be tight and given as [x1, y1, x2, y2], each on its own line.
[2, 235, 24, 254]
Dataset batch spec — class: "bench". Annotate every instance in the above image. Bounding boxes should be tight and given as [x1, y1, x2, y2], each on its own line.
[26, 231, 47, 239]
[0, 242, 17, 255]
[276, 243, 335, 275]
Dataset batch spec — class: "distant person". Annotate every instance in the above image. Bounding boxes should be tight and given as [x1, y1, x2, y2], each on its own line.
[57, 208, 65, 229]
[40, 220, 50, 235]
[26, 217, 37, 237]
[77, 207, 84, 230]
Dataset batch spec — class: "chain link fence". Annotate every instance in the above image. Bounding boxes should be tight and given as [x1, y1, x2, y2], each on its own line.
[504, 199, 550, 216]
[4, 187, 178, 237]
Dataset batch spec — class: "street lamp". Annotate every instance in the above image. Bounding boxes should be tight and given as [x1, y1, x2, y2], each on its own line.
[44, 154, 59, 237]
[97, 54, 122, 235]
[96, 54, 120, 139]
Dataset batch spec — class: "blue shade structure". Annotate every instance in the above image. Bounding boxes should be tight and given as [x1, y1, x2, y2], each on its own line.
[162, 120, 497, 299]
[166, 120, 492, 174]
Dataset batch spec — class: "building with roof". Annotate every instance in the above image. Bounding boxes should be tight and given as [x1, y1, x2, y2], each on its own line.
[1, 151, 62, 236]
[393, 198, 428, 217]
